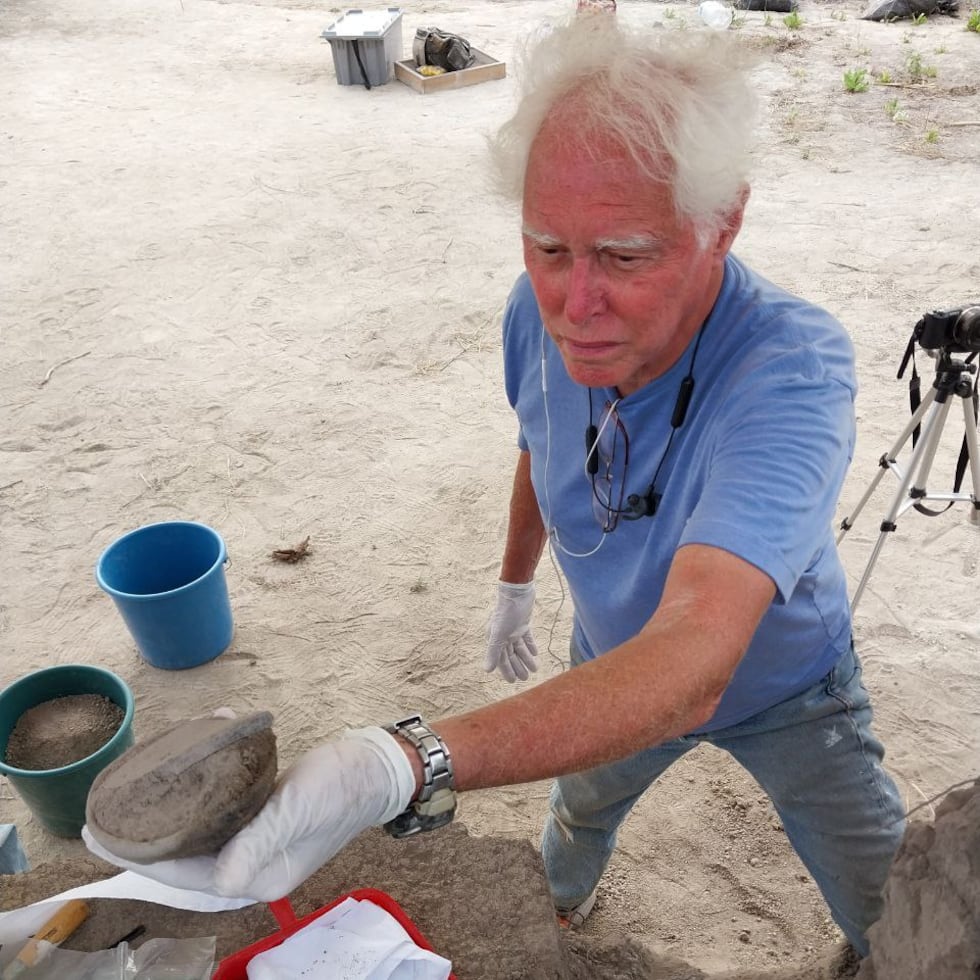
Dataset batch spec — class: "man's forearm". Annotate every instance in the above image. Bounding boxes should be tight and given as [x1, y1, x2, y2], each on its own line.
[438, 544, 777, 794]
[499, 450, 548, 583]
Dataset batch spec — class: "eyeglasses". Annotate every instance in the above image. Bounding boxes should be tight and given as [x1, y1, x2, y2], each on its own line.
[587, 399, 630, 533]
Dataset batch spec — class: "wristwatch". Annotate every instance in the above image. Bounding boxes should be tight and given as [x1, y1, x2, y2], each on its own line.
[382, 715, 457, 838]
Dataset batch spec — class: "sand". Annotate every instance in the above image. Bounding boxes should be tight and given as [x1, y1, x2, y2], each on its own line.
[1, 0, 979, 974]
[5, 784, 978, 978]
[85, 713, 277, 860]
[4, 695, 124, 771]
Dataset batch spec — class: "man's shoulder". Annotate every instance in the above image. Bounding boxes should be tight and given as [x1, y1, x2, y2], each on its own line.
[504, 272, 538, 318]
[725, 255, 846, 339]
[720, 255, 854, 385]
[502, 272, 542, 355]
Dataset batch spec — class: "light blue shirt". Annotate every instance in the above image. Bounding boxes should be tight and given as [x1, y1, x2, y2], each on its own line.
[503, 255, 856, 731]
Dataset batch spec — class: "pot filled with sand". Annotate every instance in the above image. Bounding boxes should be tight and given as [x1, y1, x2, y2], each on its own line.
[0, 664, 135, 837]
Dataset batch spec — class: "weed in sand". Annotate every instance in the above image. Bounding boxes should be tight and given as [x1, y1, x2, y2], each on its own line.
[877, 69, 893, 83]
[906, 51, 938, 81]
[843, 68, 870, 92]
[884, 98, 909, 123]
[911, 11, 928, 23]
[967, 8, 980, 31]
[784, 11, 804, 28]
[924, 128, 940, 143]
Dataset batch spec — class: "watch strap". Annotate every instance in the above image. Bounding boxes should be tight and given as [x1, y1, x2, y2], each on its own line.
[382, 715, 457, 838]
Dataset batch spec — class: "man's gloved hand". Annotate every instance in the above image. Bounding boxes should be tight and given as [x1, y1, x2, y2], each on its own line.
[83, 726, 415, 902]
[484, 580, 539, 683]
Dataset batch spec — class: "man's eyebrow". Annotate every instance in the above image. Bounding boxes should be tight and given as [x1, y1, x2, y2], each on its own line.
[521, 227, 665, 253]
[595, 234, 664, 252]
[521, 226, 563, 248]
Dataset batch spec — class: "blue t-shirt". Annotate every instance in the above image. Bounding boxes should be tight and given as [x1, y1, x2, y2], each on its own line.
[502, 255, 856, 732]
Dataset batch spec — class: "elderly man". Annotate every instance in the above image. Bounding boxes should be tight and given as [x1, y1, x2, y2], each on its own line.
[86, 18, 905, 958]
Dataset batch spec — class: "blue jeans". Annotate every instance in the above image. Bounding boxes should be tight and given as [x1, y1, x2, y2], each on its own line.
[541, 642, 904, 955]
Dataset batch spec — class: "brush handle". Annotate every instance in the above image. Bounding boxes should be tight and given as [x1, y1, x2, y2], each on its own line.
[8, 899, 89, 971]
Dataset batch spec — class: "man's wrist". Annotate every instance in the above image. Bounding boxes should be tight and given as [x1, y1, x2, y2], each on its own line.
[381, 716, 457, 838]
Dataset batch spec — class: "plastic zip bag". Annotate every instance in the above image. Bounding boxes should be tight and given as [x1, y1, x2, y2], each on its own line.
[20, 937, 215, 980]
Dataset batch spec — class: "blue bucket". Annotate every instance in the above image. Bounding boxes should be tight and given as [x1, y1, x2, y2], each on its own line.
[96, 521, 234, 670]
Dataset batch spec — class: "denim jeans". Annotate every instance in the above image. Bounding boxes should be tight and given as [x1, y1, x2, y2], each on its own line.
[541, 641, 905, 955]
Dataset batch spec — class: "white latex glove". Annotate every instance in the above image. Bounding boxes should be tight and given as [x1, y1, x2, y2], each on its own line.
[484, 580, 539, 683]
[83, 726, 415, 902]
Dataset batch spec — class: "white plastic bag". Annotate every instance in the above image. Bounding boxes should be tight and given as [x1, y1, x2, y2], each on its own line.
[22, 937, 215, 980]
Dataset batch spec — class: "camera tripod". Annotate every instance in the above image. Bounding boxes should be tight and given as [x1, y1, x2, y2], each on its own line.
[837, 347, 980, 613]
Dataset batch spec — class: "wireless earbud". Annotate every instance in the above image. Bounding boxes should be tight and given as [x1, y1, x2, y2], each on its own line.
[627, 490, 660, 518]
[672, 376, 695, 428]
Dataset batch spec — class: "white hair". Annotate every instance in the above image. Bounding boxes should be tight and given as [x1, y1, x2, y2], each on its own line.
[489, 18, 759, 236]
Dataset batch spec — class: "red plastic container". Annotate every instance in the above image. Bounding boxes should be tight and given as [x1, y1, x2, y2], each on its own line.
[213, 890, 456, 979]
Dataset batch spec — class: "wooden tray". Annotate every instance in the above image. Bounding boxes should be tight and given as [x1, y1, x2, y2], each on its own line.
[395, 48, 506, 94]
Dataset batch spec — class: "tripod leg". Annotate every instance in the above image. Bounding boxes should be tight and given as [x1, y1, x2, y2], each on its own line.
[850, 396, 953, 613]
[837, 388, 936, 546]
[958, 396, 980, 525]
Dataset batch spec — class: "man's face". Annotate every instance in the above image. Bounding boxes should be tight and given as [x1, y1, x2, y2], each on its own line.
[522, 125, 740, 396]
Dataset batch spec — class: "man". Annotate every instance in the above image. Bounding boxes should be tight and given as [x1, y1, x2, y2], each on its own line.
[85, 18, 905, 957]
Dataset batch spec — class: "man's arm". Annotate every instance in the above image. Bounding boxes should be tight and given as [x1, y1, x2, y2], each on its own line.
[438, 542, 776, 791]
[499, 450, 548, 583]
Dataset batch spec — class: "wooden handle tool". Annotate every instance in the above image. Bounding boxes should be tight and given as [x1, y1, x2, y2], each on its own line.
[3, 899, 89, 979]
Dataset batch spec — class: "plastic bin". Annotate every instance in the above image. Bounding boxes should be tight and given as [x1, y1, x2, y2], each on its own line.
[213, 893, 456, 979]
[321, 8, 403, 88]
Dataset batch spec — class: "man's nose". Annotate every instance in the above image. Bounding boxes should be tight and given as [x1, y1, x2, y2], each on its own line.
[563, 257, 605, 325]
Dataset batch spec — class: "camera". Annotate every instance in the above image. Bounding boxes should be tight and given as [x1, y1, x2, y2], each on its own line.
[914, 305, 980, 353]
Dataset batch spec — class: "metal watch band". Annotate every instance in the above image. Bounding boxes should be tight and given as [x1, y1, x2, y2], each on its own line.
[382, 715, 457, 838]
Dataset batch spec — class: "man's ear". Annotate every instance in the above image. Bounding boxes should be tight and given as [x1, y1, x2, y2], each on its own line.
[710, 183, 750, 257]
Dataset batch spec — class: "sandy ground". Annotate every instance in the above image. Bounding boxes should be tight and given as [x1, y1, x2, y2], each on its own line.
[2, 0, 979, 974]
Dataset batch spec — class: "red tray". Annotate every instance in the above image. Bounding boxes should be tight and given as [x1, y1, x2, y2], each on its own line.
[213, 890, 456, 979]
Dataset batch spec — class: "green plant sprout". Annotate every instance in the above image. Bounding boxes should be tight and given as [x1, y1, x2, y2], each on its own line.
[877, 69, 893, 83]
[843, 67, 870, 92]
[907, 51, 938, 81]
[967, 8, 980, 31]
[784, 11, 804, 28]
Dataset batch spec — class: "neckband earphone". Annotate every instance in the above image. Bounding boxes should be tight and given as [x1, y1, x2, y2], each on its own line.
[586, 319, 707, 521]
[542, 317, 708, 557]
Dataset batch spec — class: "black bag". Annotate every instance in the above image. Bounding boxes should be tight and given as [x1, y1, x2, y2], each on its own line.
[734, 0, 798, 11]
[862, 0, 956, 20]
[413, 27, 476, 72]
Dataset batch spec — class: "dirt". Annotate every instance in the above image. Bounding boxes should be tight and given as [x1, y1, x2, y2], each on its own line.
[855, 779, 980, 980]
[0, 828, 842, 979]
[5, 784, 980, 978]
[4, 695, 124, 771]
[85, 714, 278, 861]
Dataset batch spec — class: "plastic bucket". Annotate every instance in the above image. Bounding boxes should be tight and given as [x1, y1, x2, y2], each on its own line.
[0, 664, 135, 838]
[96, 521, 233, 670]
